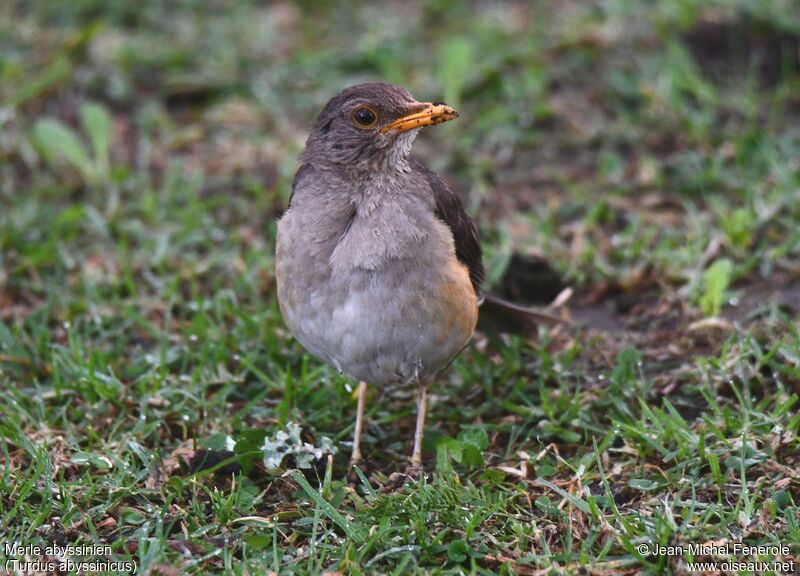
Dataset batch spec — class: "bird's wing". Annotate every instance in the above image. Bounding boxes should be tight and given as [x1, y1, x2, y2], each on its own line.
[286, 163, 314, 210]
[410, 158, 569, 335]
[410, 157, 485, 291]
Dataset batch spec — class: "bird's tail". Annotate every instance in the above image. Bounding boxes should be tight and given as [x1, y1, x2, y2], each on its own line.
[477, 293, 568, 337]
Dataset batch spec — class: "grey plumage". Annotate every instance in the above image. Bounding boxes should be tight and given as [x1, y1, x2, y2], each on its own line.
[275, 82, 561, 467]
[276, 84, 477, 386]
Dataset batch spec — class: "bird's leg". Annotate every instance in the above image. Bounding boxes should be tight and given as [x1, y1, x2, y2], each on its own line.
[410, 380, 428, 468]
[350, 381, 368, 466]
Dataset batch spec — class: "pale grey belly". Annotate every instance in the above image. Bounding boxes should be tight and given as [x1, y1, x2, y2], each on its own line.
[278, 262, 476, 386]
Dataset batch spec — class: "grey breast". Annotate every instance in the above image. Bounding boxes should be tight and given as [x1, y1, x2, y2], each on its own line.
[276, 166, 475, 386]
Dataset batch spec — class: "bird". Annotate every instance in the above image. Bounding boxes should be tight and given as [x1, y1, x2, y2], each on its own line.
[275, 82, 562, 471]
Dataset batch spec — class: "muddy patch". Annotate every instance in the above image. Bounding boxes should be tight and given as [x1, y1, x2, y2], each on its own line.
[681, 16, 800, 87]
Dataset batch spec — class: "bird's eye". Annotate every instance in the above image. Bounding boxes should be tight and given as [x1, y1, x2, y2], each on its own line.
[352, 105, 378, 128]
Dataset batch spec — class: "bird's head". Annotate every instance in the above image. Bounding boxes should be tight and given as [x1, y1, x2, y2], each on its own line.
[299, 82, 458, 176]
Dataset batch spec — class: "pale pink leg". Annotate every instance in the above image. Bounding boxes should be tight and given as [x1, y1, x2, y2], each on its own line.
[350, 381, 368, 465]
[410, 381, 428, 468]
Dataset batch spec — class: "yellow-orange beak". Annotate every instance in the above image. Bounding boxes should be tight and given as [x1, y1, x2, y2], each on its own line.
[380, 102, 459, 133]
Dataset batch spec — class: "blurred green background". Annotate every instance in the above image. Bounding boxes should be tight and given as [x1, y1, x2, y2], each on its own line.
[3, 0, 799, 288]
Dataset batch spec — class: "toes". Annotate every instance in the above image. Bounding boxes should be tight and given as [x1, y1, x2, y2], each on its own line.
[386, 464, 424, 489]
[346, 458, 372, 487]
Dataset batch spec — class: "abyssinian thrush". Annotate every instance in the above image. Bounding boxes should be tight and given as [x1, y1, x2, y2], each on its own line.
[276, 83, 561, 469]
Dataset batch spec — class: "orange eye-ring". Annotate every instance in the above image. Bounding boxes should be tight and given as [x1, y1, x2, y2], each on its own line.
[352, 105, 378, 128]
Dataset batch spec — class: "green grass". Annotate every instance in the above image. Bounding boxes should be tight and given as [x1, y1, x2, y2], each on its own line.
[1, 0, 799, 574]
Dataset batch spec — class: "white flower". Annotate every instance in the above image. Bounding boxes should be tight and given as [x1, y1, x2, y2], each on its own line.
[260, 422, 337, 470]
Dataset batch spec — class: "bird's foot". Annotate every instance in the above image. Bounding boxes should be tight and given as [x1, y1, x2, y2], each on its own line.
[387, 463, 424, 489]
[346, 458, 373, 487]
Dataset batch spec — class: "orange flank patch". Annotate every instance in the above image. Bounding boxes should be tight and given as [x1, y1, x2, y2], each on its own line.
[432, 262, 478, 348]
